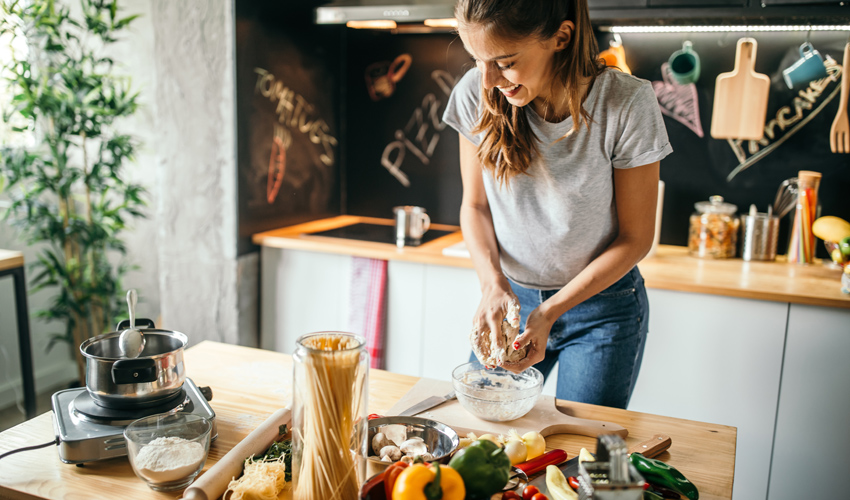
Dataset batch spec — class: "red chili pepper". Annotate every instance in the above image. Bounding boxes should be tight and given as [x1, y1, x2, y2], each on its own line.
[514, 449, 568, 475]
[368, 413, 383, 420]
[567, 476, 580, 491]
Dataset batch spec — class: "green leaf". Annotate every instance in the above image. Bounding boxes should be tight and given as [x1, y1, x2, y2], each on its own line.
[0, 0, 145, 351]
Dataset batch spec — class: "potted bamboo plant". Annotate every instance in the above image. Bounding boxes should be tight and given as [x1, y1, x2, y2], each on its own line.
[0, 0, 146, 383]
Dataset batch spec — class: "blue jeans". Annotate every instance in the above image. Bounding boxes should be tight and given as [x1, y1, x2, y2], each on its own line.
[473, 267, 649, 409]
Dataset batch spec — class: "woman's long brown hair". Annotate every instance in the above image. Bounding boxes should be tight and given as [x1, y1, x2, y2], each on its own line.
[455, 0, 604, 185]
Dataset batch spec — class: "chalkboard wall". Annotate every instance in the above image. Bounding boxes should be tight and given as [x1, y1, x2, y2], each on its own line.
[340, 29, 850, 257]
[235, 3, 850, 258]
[343, 30, 471, 225]
[616, 30, 850, 255]
[236, 0, 341, 255]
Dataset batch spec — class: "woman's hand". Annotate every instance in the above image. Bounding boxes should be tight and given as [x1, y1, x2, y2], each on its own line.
[503, 307, 554, 373]
[473, 281, 518, 357]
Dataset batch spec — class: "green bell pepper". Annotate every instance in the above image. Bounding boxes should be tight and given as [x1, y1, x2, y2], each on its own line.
[448, 439, 511, 499]
[630, 453, 699, 500]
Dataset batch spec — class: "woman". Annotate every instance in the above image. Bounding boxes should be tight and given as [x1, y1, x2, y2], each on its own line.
[442, 0, 672, 408]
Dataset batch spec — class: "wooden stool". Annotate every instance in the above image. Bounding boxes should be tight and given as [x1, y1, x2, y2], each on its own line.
[0, 250, 36, 419]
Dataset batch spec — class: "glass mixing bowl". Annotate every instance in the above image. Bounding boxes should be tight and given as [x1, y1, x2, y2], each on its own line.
[451, 361, 543, 422]
[124, 413, 212, 491]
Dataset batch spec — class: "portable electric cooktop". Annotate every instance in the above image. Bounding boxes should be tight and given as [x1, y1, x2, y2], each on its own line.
[307, 222, 455, 246]
[51, 377, 216, 464]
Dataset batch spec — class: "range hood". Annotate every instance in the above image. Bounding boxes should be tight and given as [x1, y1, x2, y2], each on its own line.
[315, 0, 455, 25]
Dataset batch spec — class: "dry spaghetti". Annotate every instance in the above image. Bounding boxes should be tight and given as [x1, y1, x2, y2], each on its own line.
[293, 333, 367, 500]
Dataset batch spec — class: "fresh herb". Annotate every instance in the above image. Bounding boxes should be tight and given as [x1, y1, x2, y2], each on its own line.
[251, 424, 292, 482]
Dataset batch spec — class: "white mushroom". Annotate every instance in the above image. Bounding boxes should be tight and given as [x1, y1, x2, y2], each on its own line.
[399, 438, 428, 457]
[400, 455, 415, 465]
[379, 445, 402, 462]
[372, 432, 395, 456]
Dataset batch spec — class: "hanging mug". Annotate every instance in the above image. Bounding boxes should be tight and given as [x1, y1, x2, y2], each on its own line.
[365, 53, 413, 101]
[782, 42, 828, 89]
[668, 41, 701, 85]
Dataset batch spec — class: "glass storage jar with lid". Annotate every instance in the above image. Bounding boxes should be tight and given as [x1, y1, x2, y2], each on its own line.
[688, 195, 740, 258]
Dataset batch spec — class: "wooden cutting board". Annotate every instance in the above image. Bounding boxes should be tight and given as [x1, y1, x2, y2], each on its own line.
[386, 377, 628, 439]
[710, 37, 770, 140]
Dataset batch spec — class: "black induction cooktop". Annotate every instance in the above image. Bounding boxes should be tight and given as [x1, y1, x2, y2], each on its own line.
[306, 223, 455, 246]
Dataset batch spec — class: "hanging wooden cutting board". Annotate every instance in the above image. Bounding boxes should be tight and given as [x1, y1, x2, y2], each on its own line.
[711, 37, 770, 140]
[386, 377, 628, 439]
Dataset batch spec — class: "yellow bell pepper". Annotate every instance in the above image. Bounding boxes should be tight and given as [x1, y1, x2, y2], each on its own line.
[391, 462, 465, 500]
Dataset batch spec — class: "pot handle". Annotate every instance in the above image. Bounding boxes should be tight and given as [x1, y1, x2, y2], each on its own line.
[116, 318, 156, 331]
[112, 358, 158, 384]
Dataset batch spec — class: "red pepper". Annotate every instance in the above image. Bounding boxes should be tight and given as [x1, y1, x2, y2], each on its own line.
[368, 413, 384, 420]
[567, 476, 580, 491]
[360, 469, 386, 499]
[514, 449, 568, 475]
[383, 461, 409, 499]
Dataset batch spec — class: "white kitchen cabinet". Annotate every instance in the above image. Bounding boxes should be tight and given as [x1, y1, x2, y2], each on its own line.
[419, 264, 481, 380]
[384, 261, 427, 377]
[259, 249, 478, 378]
[767, 304, 850, 500]
[260, 248, 352, 354]
[629, 288, 788, 500]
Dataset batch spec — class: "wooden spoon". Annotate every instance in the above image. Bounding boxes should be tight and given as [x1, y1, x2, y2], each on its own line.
[829, 42, 850, 153]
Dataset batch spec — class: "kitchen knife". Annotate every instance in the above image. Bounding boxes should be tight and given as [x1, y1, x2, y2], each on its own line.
[397, 391, 456, 417]
[526, 433, 672, 495]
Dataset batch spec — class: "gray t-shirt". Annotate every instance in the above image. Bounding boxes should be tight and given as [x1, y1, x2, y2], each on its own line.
[443, 67, 672, 290]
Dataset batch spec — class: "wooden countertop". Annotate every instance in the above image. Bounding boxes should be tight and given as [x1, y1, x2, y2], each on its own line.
[0, 249, 24, 273]
[0, 341, 736, 500]
[253, 216, 850, 309]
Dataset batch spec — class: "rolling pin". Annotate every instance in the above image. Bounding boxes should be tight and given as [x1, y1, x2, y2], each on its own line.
[182, 408, 292, 500]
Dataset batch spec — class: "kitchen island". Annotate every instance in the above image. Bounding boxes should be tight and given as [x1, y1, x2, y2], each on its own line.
[0, 341, 736, 500]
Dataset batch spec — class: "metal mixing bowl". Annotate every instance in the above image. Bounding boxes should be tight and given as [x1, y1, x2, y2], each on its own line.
[366, 416, 459, 477]
[452, 361, 543, 422]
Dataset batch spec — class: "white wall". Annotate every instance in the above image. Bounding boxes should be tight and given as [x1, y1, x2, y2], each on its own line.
[0, 0, 253, 413]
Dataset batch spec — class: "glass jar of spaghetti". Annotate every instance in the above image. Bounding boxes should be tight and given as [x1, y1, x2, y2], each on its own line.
[292, 332, 368, 500]
[688, 195, 740, 258]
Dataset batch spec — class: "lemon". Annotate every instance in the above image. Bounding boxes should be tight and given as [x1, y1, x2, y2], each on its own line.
[813, 216, 850, 243]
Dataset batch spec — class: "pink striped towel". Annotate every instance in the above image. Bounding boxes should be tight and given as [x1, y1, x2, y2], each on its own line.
[348, 257, 388, 369]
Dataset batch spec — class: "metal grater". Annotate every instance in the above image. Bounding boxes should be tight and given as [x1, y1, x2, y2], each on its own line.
[577, 434, 646, 500]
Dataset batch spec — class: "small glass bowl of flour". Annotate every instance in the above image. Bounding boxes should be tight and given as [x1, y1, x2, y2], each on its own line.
[124, 413, 212, 491]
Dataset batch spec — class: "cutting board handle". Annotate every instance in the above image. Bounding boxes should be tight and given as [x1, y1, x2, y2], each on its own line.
[541, 415, 628, 439]
[627, 433, 672, 458]
[735, 37, 758, 74]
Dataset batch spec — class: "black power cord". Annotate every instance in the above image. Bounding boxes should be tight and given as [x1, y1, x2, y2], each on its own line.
[0, 437, 59, 461]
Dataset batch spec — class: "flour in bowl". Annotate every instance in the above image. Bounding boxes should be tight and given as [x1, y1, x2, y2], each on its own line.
[133, 436, 206, 483]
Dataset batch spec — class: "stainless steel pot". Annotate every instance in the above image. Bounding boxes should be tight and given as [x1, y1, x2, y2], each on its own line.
[79, 318, 188, 409]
